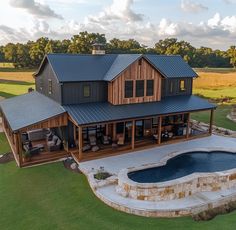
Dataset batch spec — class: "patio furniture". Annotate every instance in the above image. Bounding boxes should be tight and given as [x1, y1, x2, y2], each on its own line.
[92, 145, 99, 152]
[47, 135, 62, 152]
[153, 134, 158, 140]
[117, 134, 124, 146]
[102, 135, 110, 145]
[89, 135, 97, 146]
[82, 144, 91, 152]
[27, 129, 48, 141]
[23, 144, 41, 156]
[112, 142, 118, 149]
[34, 143, 45, 151]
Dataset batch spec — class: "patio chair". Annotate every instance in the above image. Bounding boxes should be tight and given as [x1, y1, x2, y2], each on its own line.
[117, 134, 124, 146]
[102, 135, 110, 145]
[89, 135, 97, 146]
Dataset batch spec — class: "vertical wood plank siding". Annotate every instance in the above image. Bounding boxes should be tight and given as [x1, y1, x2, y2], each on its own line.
[35, 62, 62, 103]
[108, 58, 162, 105]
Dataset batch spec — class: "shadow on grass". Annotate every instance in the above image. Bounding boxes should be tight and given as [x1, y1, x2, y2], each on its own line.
[0, 79, 34, 86]
[0, 68, 36, 72]
[0, 91, 17, 98]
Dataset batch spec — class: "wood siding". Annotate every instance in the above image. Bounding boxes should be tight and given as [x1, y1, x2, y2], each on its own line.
[62, 81, 108, 105]
[108, 58, 162, 105]
[35, 61, 62, 103]
[20, 113, 68, 132]
[161, 78, 193, 98]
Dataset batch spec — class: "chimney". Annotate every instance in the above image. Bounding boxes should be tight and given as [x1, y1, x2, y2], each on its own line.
[92, 42, 105, 55]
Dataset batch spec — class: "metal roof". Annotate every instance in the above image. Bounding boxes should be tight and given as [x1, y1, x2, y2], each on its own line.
[35, 54, 197, 82]
[64, 95, 215, 125]
[145, 55, 198, 78]
[0, 91, 66, 131]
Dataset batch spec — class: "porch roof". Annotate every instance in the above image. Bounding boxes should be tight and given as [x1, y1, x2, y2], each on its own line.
[64, 95, 216, 126]
[0, 91, 66, 131]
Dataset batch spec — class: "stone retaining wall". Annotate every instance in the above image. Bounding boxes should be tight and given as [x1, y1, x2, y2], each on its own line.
[117, 149, 236, 202]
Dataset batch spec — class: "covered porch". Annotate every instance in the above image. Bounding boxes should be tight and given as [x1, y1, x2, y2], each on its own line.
[0, 92, 69, 167]
[65, 95, 216, 162]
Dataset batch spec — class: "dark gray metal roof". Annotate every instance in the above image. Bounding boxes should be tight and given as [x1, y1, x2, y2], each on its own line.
[145, 55, 198, 78]
[64, 95, 215, 125]
[0, 91, 66, 131]
[35, 54, 197, 82]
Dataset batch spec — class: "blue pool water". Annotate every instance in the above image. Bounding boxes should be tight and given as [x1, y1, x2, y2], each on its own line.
[128, 151, 236, 183]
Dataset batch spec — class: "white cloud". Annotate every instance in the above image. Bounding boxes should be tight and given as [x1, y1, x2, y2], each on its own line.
[87, 0, 143, 24]
[9, 0, 63, 19]
[181, 0, 208, 13]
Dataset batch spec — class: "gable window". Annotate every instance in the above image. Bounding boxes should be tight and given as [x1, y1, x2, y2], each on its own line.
[83, 85, 91, 97]
[180, 80, 186, 91]
[125, 80, 133, 98]
[48, 79, 52, 94]
[136, 80, 144, 97]
[146, 80, 154, 96]
[39, 79, 43, 91]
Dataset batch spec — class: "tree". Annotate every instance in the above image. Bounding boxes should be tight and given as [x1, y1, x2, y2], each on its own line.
[68, 31, 106, 54]
[227, 46, 236, 68]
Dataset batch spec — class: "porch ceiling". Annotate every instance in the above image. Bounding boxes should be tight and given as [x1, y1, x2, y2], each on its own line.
[64, 95, 216, 126]
[0, 91, 66, 131]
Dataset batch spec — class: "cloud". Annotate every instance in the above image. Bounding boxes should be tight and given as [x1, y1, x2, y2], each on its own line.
[181, 0, 208, 13]
[87, 0, 143, 24]
[9, 0, 63, 19]
[222, 0, 236, 4]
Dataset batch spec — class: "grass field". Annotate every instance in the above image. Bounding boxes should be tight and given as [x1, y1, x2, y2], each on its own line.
[0, 133, 11, 154]
[1, 161, 236, 230]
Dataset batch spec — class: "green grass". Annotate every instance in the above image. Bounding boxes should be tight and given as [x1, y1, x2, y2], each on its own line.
[0, 133, 11, 154]
[191, 105, 236, 131]
[194, 68, 236, 73]
[0, 81, 35, 98]
[1, 161, 236, 230]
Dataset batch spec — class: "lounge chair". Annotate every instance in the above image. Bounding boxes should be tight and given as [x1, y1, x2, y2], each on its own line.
[117, 134, 124, 145]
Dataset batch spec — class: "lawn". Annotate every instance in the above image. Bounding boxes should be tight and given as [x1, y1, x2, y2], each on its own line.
[0, 132, 11, 154]
[1, 161, 236, 230]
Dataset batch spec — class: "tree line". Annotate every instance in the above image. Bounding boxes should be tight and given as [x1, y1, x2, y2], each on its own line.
[0, 31, 236, 69]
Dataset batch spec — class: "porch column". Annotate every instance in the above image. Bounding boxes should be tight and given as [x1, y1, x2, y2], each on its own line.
[132, 120, 135, 149]
[186, 113, 190, 139]
[209, 109, 214, 134]
[78, 126, 83, 160]
[73, 124, 77, 147]
[105, 124, 109, 136]
[158, 116, 162, 145]
[17, 132, 23, 167]
[112, 123, 116, 141]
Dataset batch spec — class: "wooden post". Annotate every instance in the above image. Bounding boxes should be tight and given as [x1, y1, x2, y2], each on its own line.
[105, 124, 109, 136]
[186, 113, 190, 139]
[17, 132, 23, 167]
[112, 123, 116, 141]
[158, 116, 162, 145]
[209, 109, 214, 134]
[73, 124, 77, 147]
[132, 120, 135, 149]
[78, 126, 83, 160]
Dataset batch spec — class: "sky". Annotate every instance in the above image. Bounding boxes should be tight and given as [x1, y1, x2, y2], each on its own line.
[0, 0, 236, 50]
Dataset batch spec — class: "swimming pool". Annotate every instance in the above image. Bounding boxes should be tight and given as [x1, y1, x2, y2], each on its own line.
[128, 151, 236, 183]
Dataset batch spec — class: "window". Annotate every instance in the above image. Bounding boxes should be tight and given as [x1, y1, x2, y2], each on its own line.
[48, 79, 52, 94]
[83, 85, 91, 97]
[39, 79, 43, 90]
[146, 80, 154, 96]
[136, 80, 144, 97]
[180, 80, 186, 91]
[125, 80, 133, 98]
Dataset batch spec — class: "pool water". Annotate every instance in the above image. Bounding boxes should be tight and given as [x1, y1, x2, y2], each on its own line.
[128, 151, 236, 183]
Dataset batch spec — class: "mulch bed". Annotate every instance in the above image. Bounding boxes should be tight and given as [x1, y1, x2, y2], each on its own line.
[63, 158, 82, 174]
[0, 152, 14, 164]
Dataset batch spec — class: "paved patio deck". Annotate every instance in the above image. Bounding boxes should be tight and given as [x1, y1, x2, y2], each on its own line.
[78, 135, 236, 218]
[79, 135, 236, 175]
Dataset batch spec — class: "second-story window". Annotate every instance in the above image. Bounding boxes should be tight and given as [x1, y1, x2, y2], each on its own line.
[146, 80, 154, 96]
[48, 79, 52, 94]
[125, 80, 133, 98]
[136, 80, 144, 97]
[83, 85, 91, 97]
[180, 80, 186, 91]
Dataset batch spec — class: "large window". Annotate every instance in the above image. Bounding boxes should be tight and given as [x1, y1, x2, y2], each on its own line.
[48, 79, 52, 94]
[180, 80, 186, 91]
[83, 85, 91, 97]
[146, 80, 154, 96]
[136, 80, 144, 97]
[125, 80, 133, 98]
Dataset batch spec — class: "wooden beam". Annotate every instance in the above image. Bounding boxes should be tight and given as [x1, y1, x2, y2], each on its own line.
[186, 113, 190, 139]
[73, 124, 77, 147]
[209, 109, 214, 134]
[132, 120, 135, 149]
[17, 132, 23, 167]
[112, 123, 116, 141]
[78, 126, 83, 160]
[105, 124, 109, 136]
[158, 116, 162, 145]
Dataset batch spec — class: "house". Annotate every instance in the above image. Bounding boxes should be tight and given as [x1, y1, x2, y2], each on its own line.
[0, 45, 216, 167]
